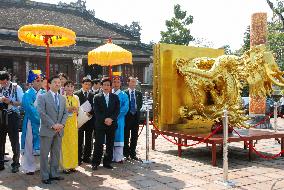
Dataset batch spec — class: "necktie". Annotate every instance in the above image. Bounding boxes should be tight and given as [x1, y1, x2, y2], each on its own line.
[54, 93, 59, 111]
[84, 91, 88, 99]
[130, 91, 136, 114]
[105, 94, 109, 107]
[61, 87, 64, 95]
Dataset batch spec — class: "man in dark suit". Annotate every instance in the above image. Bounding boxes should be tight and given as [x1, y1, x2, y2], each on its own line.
[92, 78, 119, 170]
[91, 78, 101, 94]
[74, 77, 95, 164]
[124, 77, 143, 160]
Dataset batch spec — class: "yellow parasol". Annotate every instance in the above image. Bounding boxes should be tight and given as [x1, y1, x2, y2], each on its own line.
[88, 38, 132, 78]
[18, 24, 76, 83]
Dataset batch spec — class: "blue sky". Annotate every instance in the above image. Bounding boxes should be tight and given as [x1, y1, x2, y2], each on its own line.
[36, 0, 273, 50]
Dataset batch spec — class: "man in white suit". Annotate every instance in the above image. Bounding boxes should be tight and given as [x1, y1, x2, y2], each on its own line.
[37, 75, 68, 184]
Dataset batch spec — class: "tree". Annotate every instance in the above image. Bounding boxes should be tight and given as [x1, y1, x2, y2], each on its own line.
[266, 0, 284, 31]
[160, 4, 194, 45]
[267, 22, 284, 69]
[125, 21, 142, 40]
[220, 45, 233, 55]
[266, 0, 284, 70]
[241, 26, 251, 53]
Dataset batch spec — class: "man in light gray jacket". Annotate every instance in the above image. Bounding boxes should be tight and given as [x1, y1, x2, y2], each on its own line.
[37, 75, 68, 184]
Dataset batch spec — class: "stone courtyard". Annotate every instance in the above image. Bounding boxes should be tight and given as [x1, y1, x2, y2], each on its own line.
[1, 118, 284, 190]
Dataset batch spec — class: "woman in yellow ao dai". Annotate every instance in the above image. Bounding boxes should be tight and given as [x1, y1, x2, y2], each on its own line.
[61, 80, 80, 173]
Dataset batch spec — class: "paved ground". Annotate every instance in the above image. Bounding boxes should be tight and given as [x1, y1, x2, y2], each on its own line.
[1, 118, 284, 190]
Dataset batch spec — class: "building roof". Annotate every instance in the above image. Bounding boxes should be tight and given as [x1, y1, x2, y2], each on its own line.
[0, 0, 152, 59]
[0, 0, 137, 40]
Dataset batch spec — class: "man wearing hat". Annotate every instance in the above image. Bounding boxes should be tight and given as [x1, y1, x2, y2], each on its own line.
[21, 70, 45, 175]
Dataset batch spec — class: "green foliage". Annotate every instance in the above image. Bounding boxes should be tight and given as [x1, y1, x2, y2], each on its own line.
[160, 4, 194, 45]
[237, 26, 251, 55]
[267, 23, 284, 69]
[221, 45, 233, 55]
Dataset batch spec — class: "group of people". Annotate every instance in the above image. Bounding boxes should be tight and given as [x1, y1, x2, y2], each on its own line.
[0, 70, 143, 185]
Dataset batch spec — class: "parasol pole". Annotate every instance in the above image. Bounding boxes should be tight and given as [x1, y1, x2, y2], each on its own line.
[109, 65, 112, 79]
[44, 36, 50, 89]
[108, 37, 113, 79]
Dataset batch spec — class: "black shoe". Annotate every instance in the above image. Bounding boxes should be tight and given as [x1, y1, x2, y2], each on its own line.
[11, 165, 19, 173]
[26, 172, 34, 175]
[83, 158, 92, 164]
[70, 168, 77, 173]
[63, 170, 71, 174]
[0, 165, 4, 171]
[92, 165, 98, 170]
[103, 165, 113, 169]
[130, 156, 140, 161]
[124, 157, 130, 161]
[50, 176, 64, 181]
[42, 179, 52, 184]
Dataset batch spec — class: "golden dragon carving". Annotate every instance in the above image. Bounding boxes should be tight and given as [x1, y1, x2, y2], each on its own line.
[176, 45, 284, 127]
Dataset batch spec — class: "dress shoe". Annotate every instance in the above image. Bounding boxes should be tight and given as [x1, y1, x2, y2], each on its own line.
[42, 179, 52, 184]
[113, 160, 123, 164]
[83, 158, 92, 164]
[130, 156, 140, 161]
[0, 165, 4, 171]
[103, 165, 113, 169]
[26, 172, 34, 175]
[50, 176, 64, 181]
[70, 168, 77, 173]
[63, 170, 71, 174]
[92, 165, 98, 170]
[11, 165, 19, 173]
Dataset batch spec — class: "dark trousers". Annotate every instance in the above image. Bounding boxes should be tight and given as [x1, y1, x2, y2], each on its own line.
[0, 111, 20, 167]
[78, 120, 94, 163]
[124, 113, 139, 158]
[92, 126, 115, 166]
[281, 105, 284, 116]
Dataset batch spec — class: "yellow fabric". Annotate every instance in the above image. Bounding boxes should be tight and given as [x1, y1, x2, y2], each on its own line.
[88, 42, 132, 66]
[61, 95, 79, 169]
[18, 24, 76, 47]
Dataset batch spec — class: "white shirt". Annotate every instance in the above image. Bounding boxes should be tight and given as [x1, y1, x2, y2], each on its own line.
[81, 89, 90, 98]
[50, 90, 59, 107]
[112, 89, 121, 95]
[0, 82, 23, 112]
[128, 88, 137, 109]
[280, 97, 284, 106]
[103, 92, 109, 107]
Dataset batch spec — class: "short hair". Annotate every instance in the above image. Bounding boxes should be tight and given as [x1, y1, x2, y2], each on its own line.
[101, 77, 112, 86]
[48, 75, 60, 84]
[92, 78, 100, 85]
[64, 80, 74, 87]
[58, 73, 68, 80]
[82, 77, 92, 84]
[0, 71, 10, 81]
[127, 76, 137, 82]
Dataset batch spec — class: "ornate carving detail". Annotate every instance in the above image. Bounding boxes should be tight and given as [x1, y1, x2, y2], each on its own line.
[176, 45, 284, 127]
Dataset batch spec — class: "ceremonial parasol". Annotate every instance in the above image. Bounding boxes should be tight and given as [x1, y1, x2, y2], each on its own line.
[18, 24, 76, 82]
[88, 38, 132, 78]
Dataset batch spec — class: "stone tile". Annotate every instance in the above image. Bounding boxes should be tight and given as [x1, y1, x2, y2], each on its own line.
[134, 179, 162, 188]
[248, 175, 272, 182]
